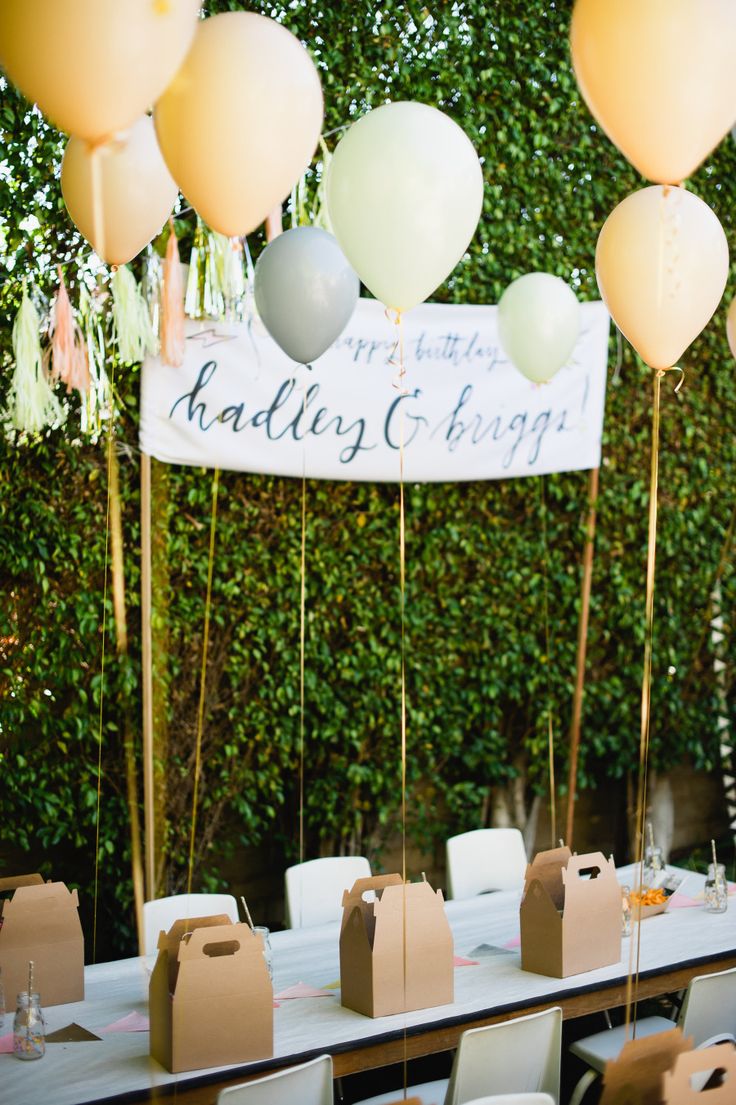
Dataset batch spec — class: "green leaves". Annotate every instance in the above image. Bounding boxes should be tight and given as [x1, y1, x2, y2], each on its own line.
[2, 0, 736, 956]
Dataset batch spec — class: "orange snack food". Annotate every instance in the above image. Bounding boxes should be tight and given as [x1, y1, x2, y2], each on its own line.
[630, 887, 667, 907]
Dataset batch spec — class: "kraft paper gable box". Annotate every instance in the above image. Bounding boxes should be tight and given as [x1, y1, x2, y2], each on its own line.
[520, 847, 622, 977]
[149, 915, 273, 1073]
[663, 1043, 736, 1104]
[0, 873, 84, 1006]
[339, 873, 454, 1018]
[599, 1029, 693, 1105]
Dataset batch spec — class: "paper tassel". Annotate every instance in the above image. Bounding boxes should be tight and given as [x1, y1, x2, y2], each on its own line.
[290, 137, 333, 232]
[111, 265, 159, 364]
[184, 218, 247, 321]
[184, 218, 207, 319]
[78, 286, 112, 440]
[48, 268, 90, 394]
[4, 285, 65, 435]
[141, 245, 163, 339]
[161, 220, 185, 366]
[210, 232, 246, 321]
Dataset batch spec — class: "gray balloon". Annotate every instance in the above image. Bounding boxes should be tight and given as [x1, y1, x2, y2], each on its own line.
[254, 226, 359, 365]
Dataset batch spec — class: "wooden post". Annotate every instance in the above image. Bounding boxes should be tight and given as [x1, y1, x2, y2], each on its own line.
[141, 451, 156, 903]
[108, 445, 145, 953]
[565, 466, 600, 849]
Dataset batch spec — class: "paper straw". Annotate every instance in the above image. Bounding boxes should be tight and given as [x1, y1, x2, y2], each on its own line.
[711, 839, 721, 888]
[240, 896, 255, 931]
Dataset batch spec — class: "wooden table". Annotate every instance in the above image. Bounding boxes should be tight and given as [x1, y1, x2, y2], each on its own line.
[2, 867, 734, 1105]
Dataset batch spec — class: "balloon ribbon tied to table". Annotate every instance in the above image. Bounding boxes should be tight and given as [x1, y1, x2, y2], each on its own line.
[325, 98, 484, 1092]
[595, 182, 729, 1029]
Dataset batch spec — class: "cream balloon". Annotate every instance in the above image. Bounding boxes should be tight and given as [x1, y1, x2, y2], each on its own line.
[595, 186, 729, 370]
[497, 274, 581, 384]
[727, 297, 736, 361]
[326, 102, 484, 312]
[571, 0, 736, 184]
[61, 116, 178, 266]
[0, 0, 200, 143]
[155, 12, 323, 237]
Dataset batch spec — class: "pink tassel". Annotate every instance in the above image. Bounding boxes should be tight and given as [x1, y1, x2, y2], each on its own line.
[161, 219, 185, 366]
[49, 268, 90, 394]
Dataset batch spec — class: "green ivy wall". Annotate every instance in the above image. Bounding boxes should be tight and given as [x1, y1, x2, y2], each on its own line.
[1, 1, 734, 956]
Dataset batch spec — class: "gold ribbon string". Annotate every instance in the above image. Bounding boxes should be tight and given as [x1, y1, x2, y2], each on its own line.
[186, 467, 220, 896]
[90, 145, 106, 266]
[91, 361, 116, 964]
[299, 384, 308, 871]
[625, 367, 667, 1036]
[397, 312, 410, 1099]
[387, 306, 409, 1098]
[539, 474, 557, 845]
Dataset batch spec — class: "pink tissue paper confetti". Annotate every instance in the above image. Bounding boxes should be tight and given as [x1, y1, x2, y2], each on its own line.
[275, 981, 334, 1000]
[453, 955, 480, 967]
[0, 1033, 14, 1055]
[504, 934, 521, 949]
[99, 1011, 150, 1034]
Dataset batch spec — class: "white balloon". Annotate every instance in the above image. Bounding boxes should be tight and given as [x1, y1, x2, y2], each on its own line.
[497, 274, 581, 384]
[327, 102, 483, 312]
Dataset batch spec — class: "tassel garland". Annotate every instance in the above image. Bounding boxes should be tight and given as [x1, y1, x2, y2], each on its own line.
[161, 219, 185, 367]
[4, 285, 65, 435]
[78, 286, 112, 439]
[48, 268, 90, 394]
[111, 265, 159, 364]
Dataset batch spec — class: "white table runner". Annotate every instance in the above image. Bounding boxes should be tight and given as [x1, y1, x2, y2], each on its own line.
[1, 868, 733, 1104]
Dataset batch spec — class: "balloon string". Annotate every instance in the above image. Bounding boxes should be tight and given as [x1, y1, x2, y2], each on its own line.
[539, 475, 556, 846]
[299, 384, 308, 871]
[90, 145, 106, 265]
[625, 367, 665, 1037]
[396, 309, 409, 1101]
[92, 359, 116, 965]
[186, 467, 220, 896]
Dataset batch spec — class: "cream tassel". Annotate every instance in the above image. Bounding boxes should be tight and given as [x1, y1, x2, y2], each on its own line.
[111, 265, 159, 364]
[5, 284, 65, 435]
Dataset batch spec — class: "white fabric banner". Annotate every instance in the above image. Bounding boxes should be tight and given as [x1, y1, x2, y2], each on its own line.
[139, 298, 610, 482]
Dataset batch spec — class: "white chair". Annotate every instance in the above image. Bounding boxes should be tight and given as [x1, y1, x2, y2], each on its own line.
[568, 965, 736, 1105]
[143, 892, 239, 956]
[284, 855, 371, 928]
[463, 1097, 555, 1105]
[216, 1054, 333, 1104]
[446, 829, 527, 899]
[353, 1006, 562, 1105]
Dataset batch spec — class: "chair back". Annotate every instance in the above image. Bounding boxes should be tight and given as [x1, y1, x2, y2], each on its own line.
[679, 965, 736, 1046]
[143, 893, 238, 956]
[216, 1054, 333, 1105]
[285, 856, 371, 928]
[461, 1097, 555, 1105]
[446, 829, 527, 900]
[446, 1006, 561, 1105]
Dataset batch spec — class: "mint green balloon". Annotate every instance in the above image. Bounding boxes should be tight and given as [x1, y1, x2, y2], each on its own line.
[497, 273, 581, 384]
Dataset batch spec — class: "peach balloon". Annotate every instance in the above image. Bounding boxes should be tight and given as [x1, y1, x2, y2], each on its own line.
[595, 186, 728, 370]
[571, 0, 736, 184]
[155, 12, 323, 237]
[0, 0, 200, 143]
[62, 116, 178, 266]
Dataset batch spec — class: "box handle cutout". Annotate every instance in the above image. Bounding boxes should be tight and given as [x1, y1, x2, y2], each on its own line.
[576, 865, 601, 880]
[690, 1068, 729, 1094]
[202, 939, 240, 957]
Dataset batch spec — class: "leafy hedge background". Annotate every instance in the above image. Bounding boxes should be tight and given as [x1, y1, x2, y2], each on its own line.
[1, 0, 735, 958]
